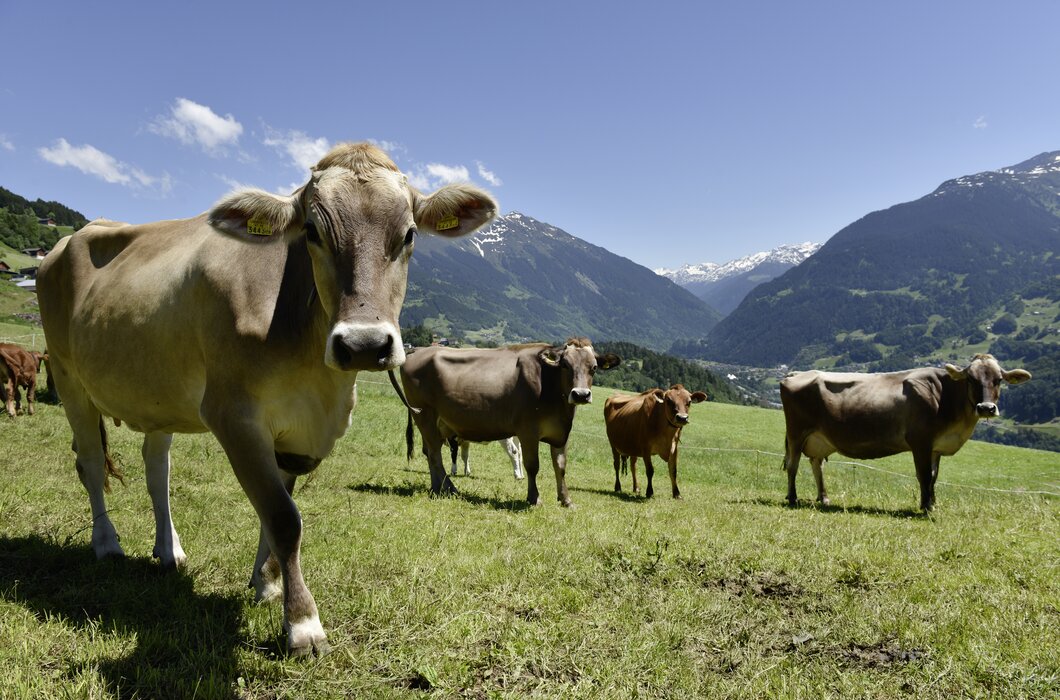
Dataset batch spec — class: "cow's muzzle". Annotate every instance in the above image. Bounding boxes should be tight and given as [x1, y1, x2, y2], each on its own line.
[326, 321, 406, 371]
[976, 402, 999, 418]
[569, 388, 592, 405]
[675, 413, 690, 425]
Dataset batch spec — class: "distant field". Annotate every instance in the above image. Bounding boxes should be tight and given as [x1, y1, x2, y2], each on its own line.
[1, 378, 1057, 699]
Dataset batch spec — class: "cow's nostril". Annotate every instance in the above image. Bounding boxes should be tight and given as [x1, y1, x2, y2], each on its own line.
[376, 334, 394, 365]
[331, 337, 353, 368]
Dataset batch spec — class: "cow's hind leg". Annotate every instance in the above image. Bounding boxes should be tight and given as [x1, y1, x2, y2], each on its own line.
[809, 456, 829, 506]
[612, 446, 622, 492]
[521, 437, 542, 506]
[913, 448, 936, 512]
[629, 456, 640, 496]
[461, 441, 471, 476]
[143, 431, 187, 569]
[505, 437, 523, 480]
[250, 471, 297, 603]
[448, 437, 459, 476]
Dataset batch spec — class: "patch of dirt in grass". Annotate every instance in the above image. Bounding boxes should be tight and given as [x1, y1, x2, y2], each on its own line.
[714, 571, 803, 600]
[838, 642, 928, 668]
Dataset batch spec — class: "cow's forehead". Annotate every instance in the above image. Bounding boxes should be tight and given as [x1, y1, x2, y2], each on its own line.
[565, 344, 596, 364]
[313, 168, 413, 220]
[969, 356, 1003, 379]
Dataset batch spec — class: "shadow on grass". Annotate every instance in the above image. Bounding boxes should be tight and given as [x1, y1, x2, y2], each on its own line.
[0, 535, 245, 698]
[738, 497, 926, 520]
[569, 485, 646, 503]
[348, 481, 533, 511]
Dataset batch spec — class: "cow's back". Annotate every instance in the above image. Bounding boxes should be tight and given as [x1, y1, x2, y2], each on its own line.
[604, 392, 656, 456]
[37, 216, 333, 436]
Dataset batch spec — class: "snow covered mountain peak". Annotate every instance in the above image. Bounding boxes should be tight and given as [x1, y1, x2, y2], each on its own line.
[655, 242, 821, 285]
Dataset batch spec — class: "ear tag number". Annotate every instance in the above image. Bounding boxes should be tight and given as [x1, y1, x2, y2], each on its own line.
[436, 215, 459, 231]
[247, 218, 273, 236]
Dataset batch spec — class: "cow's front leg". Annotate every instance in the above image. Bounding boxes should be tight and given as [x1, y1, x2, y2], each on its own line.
[784, 436, 802, 506]
[667, 451, 681, 500]
[26, 377, 36, 415]
[612, 447, 623, 492]
[212, 420, 328, 658]
[2, 376, 14, 417]
[644, 455, 655, 498]
[142, 432, 187, 570]
[629, 456, 640, 496]
[250, 470, 297, 603]
[550, 443, 573, 508]
[809, 457, 829, 505]
[912, 448, 934, 512]
[521, 437, 542, 506]
[928, 451, 941, 509]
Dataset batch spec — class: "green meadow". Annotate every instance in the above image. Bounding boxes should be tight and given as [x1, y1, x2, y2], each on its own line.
[1, 377, 1057, 699]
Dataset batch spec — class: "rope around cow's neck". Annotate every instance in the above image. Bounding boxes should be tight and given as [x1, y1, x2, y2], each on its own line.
[387, 369, 421, 414]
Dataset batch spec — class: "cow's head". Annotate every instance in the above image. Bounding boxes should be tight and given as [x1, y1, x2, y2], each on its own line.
[208, 142, 496, 372]
[539, 337, 621, 405]
[650, 384, 708, 427]
[944, 354, 1031, 418]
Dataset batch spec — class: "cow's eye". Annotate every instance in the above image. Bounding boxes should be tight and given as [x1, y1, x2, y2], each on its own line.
[404, 227, 416, 247]
[589, 366, 597, 375]
[305, 220, 321, 245]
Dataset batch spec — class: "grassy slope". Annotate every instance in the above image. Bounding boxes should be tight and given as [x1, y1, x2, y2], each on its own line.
[0, 379, 1057, 699]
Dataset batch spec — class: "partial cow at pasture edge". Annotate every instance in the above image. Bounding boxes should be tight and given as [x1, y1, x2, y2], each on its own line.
[0, 342, 47, 418]
[780, 354, 1031, 511]
[401, 339, 620, 507]
[605, 384, 707, 499]
[36, 142, 497, 657]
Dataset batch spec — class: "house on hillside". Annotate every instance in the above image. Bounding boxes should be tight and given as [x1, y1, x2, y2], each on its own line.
[37, 217, 57, 227]
[0, 260, 11, 276]
[21, 247, 48, 259]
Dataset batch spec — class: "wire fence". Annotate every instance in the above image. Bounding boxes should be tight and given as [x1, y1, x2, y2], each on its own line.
[0, 333, 46, 351]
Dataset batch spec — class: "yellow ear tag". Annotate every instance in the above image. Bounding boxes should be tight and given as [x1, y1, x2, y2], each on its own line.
[436, 215, 460, 231]
[247, 218, 273, 236]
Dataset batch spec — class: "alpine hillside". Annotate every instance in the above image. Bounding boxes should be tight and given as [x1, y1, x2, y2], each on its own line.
[656, 242, 821, 315]
[402, 212, 721, 351]
[676, 151, 1060, 428]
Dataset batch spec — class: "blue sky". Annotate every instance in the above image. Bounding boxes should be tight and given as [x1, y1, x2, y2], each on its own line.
[2, 1, 1057, 269]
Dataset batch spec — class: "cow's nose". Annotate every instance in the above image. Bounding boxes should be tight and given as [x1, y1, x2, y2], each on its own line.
[326, 322, 406, 371]
[676, 413, 690, 425]
[976, 402, 999, 418]
[569, 388, 592, 404]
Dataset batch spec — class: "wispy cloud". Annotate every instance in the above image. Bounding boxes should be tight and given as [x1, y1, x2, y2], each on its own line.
[476, 161, 502, 186]
[149, 98, 243, 153]
[973, 115, 988, 130]
[368, 138, 406, 156]
[264, 128, 330, 171]
[39, 138, 171, 192]
[408, 162, 471, 190]
[0, 134, 13, 152]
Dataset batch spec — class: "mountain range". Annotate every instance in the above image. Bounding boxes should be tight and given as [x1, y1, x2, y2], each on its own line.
[655, 242, 821, 314]
[402, 212, 721, 351]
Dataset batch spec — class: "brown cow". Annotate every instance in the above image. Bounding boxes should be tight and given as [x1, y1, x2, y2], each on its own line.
[604, 384, 707, 499]
[780, 354, 1031, 511]
[0, 343, 46, 417]
[401, 338, 620, 507]
[37, 142, 496, 656]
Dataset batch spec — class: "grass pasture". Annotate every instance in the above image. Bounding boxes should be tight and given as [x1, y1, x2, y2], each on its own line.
[1, 378, 1057, 699]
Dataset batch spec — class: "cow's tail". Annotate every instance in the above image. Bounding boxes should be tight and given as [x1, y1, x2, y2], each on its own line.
[405, 409, 414, 462]
[99, 415, 125, 493]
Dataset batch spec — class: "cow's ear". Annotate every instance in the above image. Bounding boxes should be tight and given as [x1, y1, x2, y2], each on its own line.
[652, 389, 665, 404]
[597, 353, 621, 370]
[1002, 368, 1032, 385]
[944, 363, 965, 381]
[691, 391, 708, 403]
[414, 183, 498, 238]
[208, 187, 306, 243]
[538, 348, 561, 367]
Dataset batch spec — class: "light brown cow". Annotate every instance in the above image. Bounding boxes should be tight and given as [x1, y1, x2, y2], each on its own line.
[37, 142, 496, 656]
[604, 384, 707, 499]
[780, 354, 1031, 511]
[0, 343, 46, 417]
[401, 339, 620, 507]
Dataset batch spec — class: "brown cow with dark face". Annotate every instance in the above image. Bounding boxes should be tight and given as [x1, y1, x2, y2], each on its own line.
[401, 338, 620, 507]
[780, 354, 1031, 511]
[0, 343, 46, 417]
[604, 384, 707, 499]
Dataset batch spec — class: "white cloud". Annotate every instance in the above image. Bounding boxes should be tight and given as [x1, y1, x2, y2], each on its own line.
[150, 98, 243, 152]
[264, 128, 331, 171]
[973, 115, 988, 129]
[39, 138, 170, 192]
[476, 161, 502, 186]
[368, 138, 406, 156]
[0, 134, 13, 151]
[406, 162, 469, 190]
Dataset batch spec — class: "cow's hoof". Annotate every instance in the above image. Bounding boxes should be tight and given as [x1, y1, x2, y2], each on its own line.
[818, 497, 831, 507]
[561, 500, 575, 509]
[286, 617, 330, 658]
[786, 498, 798, 508]
[529, 496, 543, 506]
[672, 494, 683, 500]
